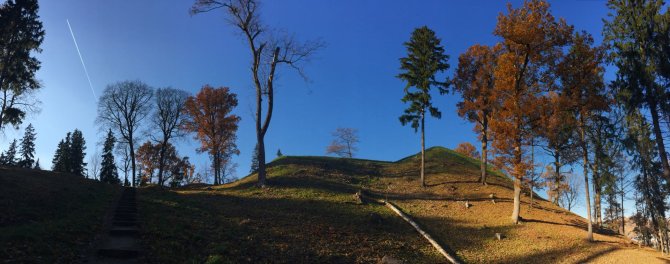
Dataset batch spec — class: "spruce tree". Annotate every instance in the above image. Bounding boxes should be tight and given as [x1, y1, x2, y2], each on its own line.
[52, 133, 70, 172]
[99, 130, 120, 184]
[34, 158, 40, 170]
[397, 26, 450, 187]
[1, 139, 18, 166]
[69, 129, 86, 176]
[18, 123, 36, 168]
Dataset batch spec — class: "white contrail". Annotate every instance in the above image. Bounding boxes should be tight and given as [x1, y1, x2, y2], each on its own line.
[66, 19, 96, 100]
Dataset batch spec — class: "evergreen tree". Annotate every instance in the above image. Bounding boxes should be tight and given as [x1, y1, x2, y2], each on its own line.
[276, 149, 282, 157]
[69, 129, 86, 176]
[99, 130, 120, 184]
[18, 123, 36, 168]
[1, 139, 18, 166]
[397, 26, 450, 188]
[34, 158, 40, 170]
[52, 133, 70, 172]
[0, 0, 45, 131]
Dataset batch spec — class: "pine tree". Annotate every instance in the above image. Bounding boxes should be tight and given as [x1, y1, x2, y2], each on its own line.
[1, 139, 18, 166]
[397, 26, 450, 188]
[52, 133, 70, 172]
[69, 129, 86, 176]
[99, 130, 120, 184]
[0, 0, 45, 131]
[18, 123, 36, 168]
[276, 149, 283, 157]
[34, 158, 40, 170]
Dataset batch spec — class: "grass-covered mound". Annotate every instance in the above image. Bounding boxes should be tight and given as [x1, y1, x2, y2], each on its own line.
[139, 146, 668, 263]
[0, 167, 120, 263]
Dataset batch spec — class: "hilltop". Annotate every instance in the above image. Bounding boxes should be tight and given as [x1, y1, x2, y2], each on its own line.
[138, 147, 668, 263]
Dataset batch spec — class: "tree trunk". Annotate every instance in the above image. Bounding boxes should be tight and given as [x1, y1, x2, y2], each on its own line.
[648, 100, 670, 184]
[129, 140, 136, 188]
[594, 156, 602, 227]
[480, 117, 488, 185]
[420, 112, 426, 188]
[621, 177, 625, 235]
[511, 137, 522, 224]
[554, 154, 561, 205]
[255, 75, 266, 187]
[157, 139, 168, 187]
[580, 116, 594, 241]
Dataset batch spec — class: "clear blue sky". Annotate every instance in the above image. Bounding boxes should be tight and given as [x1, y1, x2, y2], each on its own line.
[2, 0, 619, 218]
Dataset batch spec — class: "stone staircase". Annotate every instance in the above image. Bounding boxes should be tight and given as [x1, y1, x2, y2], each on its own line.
[94, 187, 141, 262]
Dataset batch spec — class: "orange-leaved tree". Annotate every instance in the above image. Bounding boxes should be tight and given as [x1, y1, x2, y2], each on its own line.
[491, 0, 572, 224]
[182, 85, 240, 185]
[453, 44, 500, 185]
[454, 142, 480, 160]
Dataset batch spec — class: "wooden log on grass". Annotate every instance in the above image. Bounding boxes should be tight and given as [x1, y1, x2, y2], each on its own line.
[382, 200, 462, 264]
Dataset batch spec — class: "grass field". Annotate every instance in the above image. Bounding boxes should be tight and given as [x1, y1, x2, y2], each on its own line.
[0, 167, 120, 263]
[137, 147, 670, 263]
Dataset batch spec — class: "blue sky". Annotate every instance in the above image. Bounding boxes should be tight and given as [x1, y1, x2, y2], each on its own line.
[2, 0, 619, 218]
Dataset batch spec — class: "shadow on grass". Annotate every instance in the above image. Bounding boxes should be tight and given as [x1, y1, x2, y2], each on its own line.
[138, 187, 444, 264]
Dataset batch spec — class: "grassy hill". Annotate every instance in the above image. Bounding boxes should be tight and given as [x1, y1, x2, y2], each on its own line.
[1, 147, 666, 263]
[0, 167, 120, 263]
[138, 146, 669, 263]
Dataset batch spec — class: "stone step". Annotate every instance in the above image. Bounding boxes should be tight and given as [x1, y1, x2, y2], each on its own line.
[109, 227, 139, 236]
[113, 221, 137, 227]
[97, 236, 139, 259]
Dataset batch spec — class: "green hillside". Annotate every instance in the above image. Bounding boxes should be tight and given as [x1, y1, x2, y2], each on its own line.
[138, 146, 666, 263]
[1, 147, 665, 263]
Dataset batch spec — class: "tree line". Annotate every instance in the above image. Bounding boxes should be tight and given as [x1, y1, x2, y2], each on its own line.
[396, 0, 670, 250]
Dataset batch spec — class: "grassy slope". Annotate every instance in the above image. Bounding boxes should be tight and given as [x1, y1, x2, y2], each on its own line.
[0, 167, 120, 263]
[138, 147, 669, 264]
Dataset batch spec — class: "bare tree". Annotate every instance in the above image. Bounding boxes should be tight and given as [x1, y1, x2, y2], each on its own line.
[152, 87, 188, 186]
[116, 142, 131, 186]
[191, 0, 324, 187]
[88, 149, 100, 180]
[326, 127, 359, 158]
[560, 172, 582, 212]
[97, 80, 153, 187]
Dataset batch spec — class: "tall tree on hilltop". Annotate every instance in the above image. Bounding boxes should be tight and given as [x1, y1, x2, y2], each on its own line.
[604, 0, 670, 185]
[182, 85, 240, 185]
[18, 123, 35, 168]
[491, 0, 572, 225]
[0, 139, 18, 166]
[97, 80, 153, 187]
[191, 0, 324, 187]
[99, 130, 120, 184]
[152, 87, 188, 186]
[453, 44, 500, 185]
[397, 26, 450, 188]
[559, 32, 608, 241]
[52, 132, 71, 173]
[69, 129, 87, 177]
[0, 0, 44, 132]
[326, 127, 359, 158]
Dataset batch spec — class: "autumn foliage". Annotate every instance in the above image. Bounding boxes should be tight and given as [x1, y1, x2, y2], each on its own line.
[454, 142, 479, 160]
[182, 85, 240, 185]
